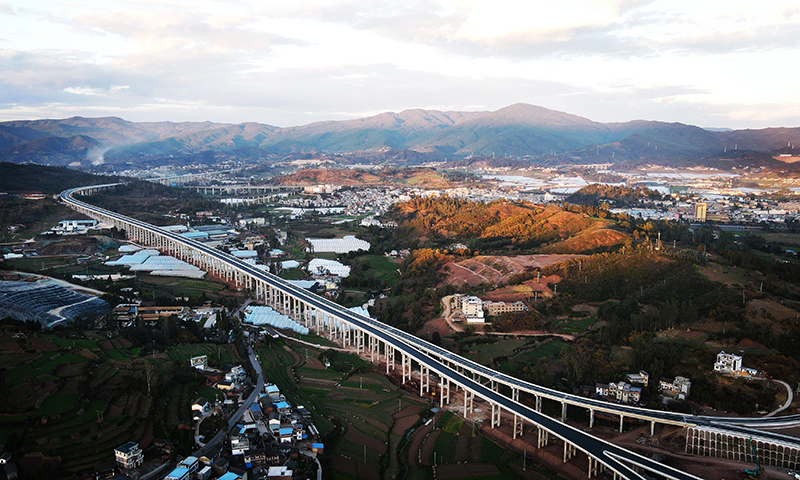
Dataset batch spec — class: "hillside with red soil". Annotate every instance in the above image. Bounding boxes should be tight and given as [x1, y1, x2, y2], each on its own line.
[392, 197, 628, 253]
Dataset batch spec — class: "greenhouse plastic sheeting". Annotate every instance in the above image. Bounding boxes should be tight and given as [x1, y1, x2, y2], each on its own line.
[243, 306, 309, 335]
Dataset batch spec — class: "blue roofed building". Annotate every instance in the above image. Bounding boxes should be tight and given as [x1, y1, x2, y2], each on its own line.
[164, 466, 190, 480]
[278, 427, 293, 444]
[219, 471, 243, 480]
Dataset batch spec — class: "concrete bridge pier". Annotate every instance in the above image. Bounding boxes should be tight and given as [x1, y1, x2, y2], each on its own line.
[386, 345, 395, 373]
[589, 409, 595, 429]
[369, 335, 376, 362]
[561, 401, 567, 422]
[462, 390, 474, 416]
[513, 413, 522, 439]
[563, 441, 577, 462]
[440, 378, 450, 408]
[356, 329, 364, 354]
[490, 402, 501, 428]
[511, 388, 522, 439]
[326, 315, 334, 339]
[537, 428, 549, 448]
[535, 395, 542, 412]
[587, 456, 599, 478]
[619, 414, 624, 433]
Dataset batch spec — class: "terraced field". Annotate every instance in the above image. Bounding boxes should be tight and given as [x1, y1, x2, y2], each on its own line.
[263, 331, 564, 480]
[0, 330, 210, 476]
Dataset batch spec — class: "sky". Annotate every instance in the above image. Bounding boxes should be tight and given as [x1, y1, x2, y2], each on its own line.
[1, 0, 799, 129]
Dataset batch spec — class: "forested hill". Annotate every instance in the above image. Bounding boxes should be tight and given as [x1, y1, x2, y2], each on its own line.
[388, 196, 628, 253]
[566, 184, 662, 206]
[0, 162, 115, 194]
[273, 167, 468, 188]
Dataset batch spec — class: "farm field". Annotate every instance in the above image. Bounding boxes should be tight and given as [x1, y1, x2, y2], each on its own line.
[358, 254, 402, 288]
[267, 331, 565, 480]
[441, 255, 582, 288]
[757, 232, 800, 248]
[0, 330, 211, 477]
[168, 343, 242, 365]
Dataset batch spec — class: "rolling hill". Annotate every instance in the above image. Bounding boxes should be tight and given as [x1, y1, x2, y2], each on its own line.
[390, 197, 627, 254]
[1, 104, 799, 168]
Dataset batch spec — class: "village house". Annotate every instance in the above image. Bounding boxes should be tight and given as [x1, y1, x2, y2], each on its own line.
[714, 351, 759, 376]
[484, 300, 527, 316]
[626, 371, 649, 387]
[596, 381, 642, 404]
[192, 397, 210, 416]
[114, 442, 143, 469]
[659, 376, 692, 401]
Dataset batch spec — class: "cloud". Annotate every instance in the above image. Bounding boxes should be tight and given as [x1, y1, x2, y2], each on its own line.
[0, 0, 799, 129]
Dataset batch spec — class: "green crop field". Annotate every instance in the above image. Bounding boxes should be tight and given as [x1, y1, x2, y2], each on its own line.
[516, 339, 566, 362]
[37, 393, 80, 416]
[481, 437, 511, 463]
[440, 411, 464, 434]
[43, 335, 98, 350]
[0, 331, 213, 475]
[557, 316, 596, 334]
[460, 337, 527, 366]
[431, 432, 458, 464]
[360, 254, 402, 287]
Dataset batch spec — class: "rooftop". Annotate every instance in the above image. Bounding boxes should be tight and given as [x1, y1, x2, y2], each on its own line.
[115, 441, 139, 454]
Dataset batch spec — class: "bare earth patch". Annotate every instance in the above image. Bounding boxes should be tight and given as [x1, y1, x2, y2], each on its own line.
[441, 255, 580, 287]
[391, 413, 420, 436]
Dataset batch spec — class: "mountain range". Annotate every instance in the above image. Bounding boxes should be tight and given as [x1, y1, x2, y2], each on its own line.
[1, 103, 799, 169]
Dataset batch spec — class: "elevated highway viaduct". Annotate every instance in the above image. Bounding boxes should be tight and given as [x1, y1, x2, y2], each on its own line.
[62, 183, 800, 478]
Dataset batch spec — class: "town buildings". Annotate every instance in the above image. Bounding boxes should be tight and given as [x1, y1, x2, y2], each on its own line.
[451, 294, 528, 323]
[659, 376, 692, 401]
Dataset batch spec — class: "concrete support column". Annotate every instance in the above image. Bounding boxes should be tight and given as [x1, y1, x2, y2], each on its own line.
[619, 415, 624, 433]
[463, 390, 473, 415]
[490, 403, 501, 428]
[369, 335, 375, 362]
[440, 378, 450, 407]
[537, 428, 549, 448]
[386, 345, 394, 374]
[563, 442, 576, 463]
[589, 409, 595, 429]
[561, 401, 567, 422]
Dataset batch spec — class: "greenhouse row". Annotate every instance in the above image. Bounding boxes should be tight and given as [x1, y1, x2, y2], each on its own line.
[243, 306, 309, 335]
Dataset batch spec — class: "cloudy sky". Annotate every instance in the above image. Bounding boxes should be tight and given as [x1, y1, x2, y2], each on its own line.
[1, 0, 798, 128]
